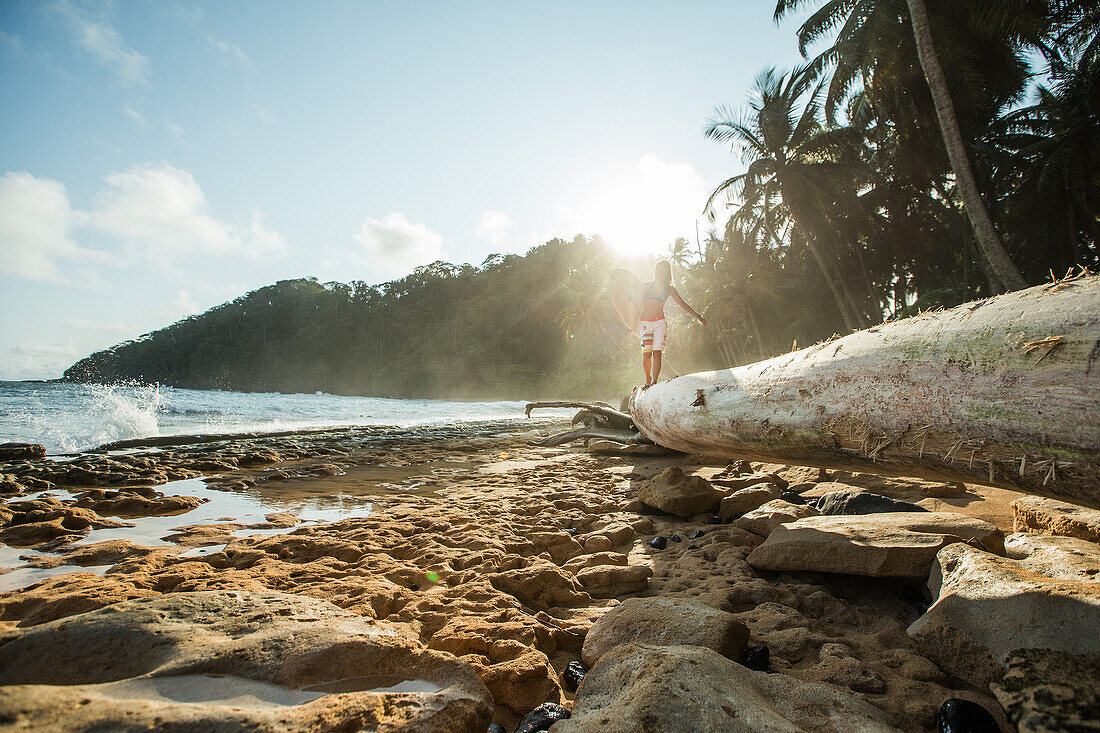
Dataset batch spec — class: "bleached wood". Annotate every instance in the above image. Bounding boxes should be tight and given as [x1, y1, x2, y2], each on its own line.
[630, 278, 1100, 506]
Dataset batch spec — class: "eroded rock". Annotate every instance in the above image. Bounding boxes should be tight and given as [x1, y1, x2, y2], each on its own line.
[557, 643, 899, 732]
[907, 540, 1100, 688]
[1012, 495, 1100, 544]
[0, 590, 492, 732]
[748, 512, 1003, 579]
[581, 597, 749, 667]
[734, 499, 820, 537]
[718, 483, 784, 520]
[636, 467, 722, 518]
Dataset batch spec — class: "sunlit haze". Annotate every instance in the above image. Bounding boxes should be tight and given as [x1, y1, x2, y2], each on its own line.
[1, 1, 810, 379]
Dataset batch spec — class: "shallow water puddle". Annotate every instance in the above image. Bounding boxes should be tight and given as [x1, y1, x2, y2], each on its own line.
[302, 676, 442, 695]
[0, 477, 374, 592]
[94, 674, 328, 708]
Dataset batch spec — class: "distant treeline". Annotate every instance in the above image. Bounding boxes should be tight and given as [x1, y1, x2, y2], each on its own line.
[63, 238, 676, 400]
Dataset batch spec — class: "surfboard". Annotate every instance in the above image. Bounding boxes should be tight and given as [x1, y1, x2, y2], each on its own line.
[609, 269, 645, 336]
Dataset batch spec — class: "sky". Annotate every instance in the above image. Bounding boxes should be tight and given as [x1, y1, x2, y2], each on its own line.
[0, 0, 812, 380]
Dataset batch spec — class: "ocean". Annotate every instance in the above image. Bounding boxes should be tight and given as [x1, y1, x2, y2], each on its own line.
[0, 381, 557, 454]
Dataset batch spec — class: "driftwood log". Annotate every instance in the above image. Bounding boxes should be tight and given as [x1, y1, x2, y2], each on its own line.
[526, 400, 641, 446]
[630, 276, 1100, 507]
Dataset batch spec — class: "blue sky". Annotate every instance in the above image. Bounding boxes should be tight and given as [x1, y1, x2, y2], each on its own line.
[1, 0, 811, 379]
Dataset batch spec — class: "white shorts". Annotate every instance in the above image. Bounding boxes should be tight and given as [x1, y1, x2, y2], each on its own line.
[640, 319, 667, 353]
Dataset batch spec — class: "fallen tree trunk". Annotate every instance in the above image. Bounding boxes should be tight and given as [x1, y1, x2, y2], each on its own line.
[629, 277, 1100, 507]
[525, 401, 634, 430]
[536, 426, 642, 448]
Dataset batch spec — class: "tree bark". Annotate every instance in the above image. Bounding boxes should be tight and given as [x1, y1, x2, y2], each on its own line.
[629, 277, 1100, 507]
[906, 0, 1028, 293]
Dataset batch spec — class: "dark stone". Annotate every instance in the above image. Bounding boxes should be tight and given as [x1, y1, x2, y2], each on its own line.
[649, 536, 667, 550]
[937, 698, 999, 733]
[0, 443, 46, 461]
[487, 725, 507, 733]
[707, 515, 723, 525]
[687, 544, 700, 550]
[514, 702, 571, 733]
[668, 534, 681, 543]
[689, 529, 706, 539]
[814, 489, 927, 515]
[563, 660, 587, 692]
[740, 644, 770, 672]
[780, 491, 808, 505]
[563, 527, 579, 536]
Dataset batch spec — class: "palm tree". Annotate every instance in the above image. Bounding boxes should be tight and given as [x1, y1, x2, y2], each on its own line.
[704, 65, 874, 330]
[774, 0, 1030, 292]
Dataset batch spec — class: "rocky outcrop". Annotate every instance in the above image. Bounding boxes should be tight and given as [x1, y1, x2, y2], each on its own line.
[907, 537, 1100, 688]
[1012, 496, 1100, 544]
[0, 590, 492, 732]
[0, 443, 46, 461]
[734, 499, 819, 537]
[718, 484, 784, 520]
[812, 488, 926, 515]
[636, 467, 723, 518]
[991, 649, 1100, 733]
[581, 597, 749, 667]
[557, 643, 900, 732]
[575, 565, 652, 599]
[747, 512, 1003, 579]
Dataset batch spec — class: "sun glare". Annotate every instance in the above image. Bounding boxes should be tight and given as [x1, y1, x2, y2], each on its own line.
[559, 154, 719, 257]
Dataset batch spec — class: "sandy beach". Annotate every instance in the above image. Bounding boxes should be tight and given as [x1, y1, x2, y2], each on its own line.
[0, 418, 1056, 731]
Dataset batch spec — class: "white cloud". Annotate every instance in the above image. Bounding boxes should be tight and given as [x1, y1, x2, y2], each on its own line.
[165, 120, 184, 138]
[556, 153, 720, 255]
[208, 36, 254, 69]
[122, 104, 146, 126]
[171, 289, 199, 316]
[0, 164, 285, 282]
[4, 341, 82, 380]
[90, 163, 285, 261]
[0, 172, 87, 281]
[353, 213, 444, 277]
[475, 209, 515, 246]
[55, 0, 150, 86]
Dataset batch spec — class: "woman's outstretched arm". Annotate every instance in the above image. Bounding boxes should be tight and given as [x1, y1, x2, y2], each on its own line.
[669, 287, 706, 326]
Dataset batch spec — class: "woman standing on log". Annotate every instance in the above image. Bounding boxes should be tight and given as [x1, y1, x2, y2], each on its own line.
[640, 260, 706, 387]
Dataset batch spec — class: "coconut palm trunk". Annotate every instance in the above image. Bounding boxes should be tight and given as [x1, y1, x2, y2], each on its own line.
[905, 0, 1028, 293]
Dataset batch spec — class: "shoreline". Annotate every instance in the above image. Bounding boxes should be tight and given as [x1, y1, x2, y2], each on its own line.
[0, 419, 1087, 730]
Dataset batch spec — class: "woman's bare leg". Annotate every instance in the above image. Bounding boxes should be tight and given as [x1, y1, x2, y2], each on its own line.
[642, 351, 652, 385]
[652, 350, 662, 382]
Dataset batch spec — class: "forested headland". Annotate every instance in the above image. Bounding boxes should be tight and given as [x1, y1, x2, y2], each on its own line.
[64, 1, 1097, 400]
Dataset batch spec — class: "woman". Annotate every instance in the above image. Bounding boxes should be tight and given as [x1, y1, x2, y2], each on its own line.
[639, 260, 705, 387]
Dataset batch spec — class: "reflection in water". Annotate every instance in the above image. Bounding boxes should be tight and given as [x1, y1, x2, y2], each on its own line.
[96, 674, 328, 708]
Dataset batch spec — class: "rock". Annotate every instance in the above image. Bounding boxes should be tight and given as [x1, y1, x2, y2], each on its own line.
[937, 698, 1000, 733]
[734, 499, 820, 537]
[748, 512, 1003, 579]
[556, 643, 899, 732]
[514, 701, 571, 732]
[907, 541, 1100, 687]
[812, 488, 926, 515]
[991, 649, 1100, 733]
[486, 724, 506, 733]
[0, 590, 492, 732]
[668, 534, 681, 543]
[710, 471, 788, 491]
[813, 642, 887, 694]
[599, 523, 634, 545]
[649, 536, 667, 550]
[582, 535, 613, 553]
[574, 564, 652, 598]
[563, 661, 586, 692]
[740, 644, 770, 672]
[0, 443, 46, 461]
[636, 467, 723, 518]
[1012, 495, 1100, 544]
[689, 529, 705, 540]
[490, 561, 590, 611]
[1002, 532, 1100, 582]
[74, 489, 207, 517]
[719, 483, 785, 520]
[581, 597, 749, 668]
[563, 552, 628, 574]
